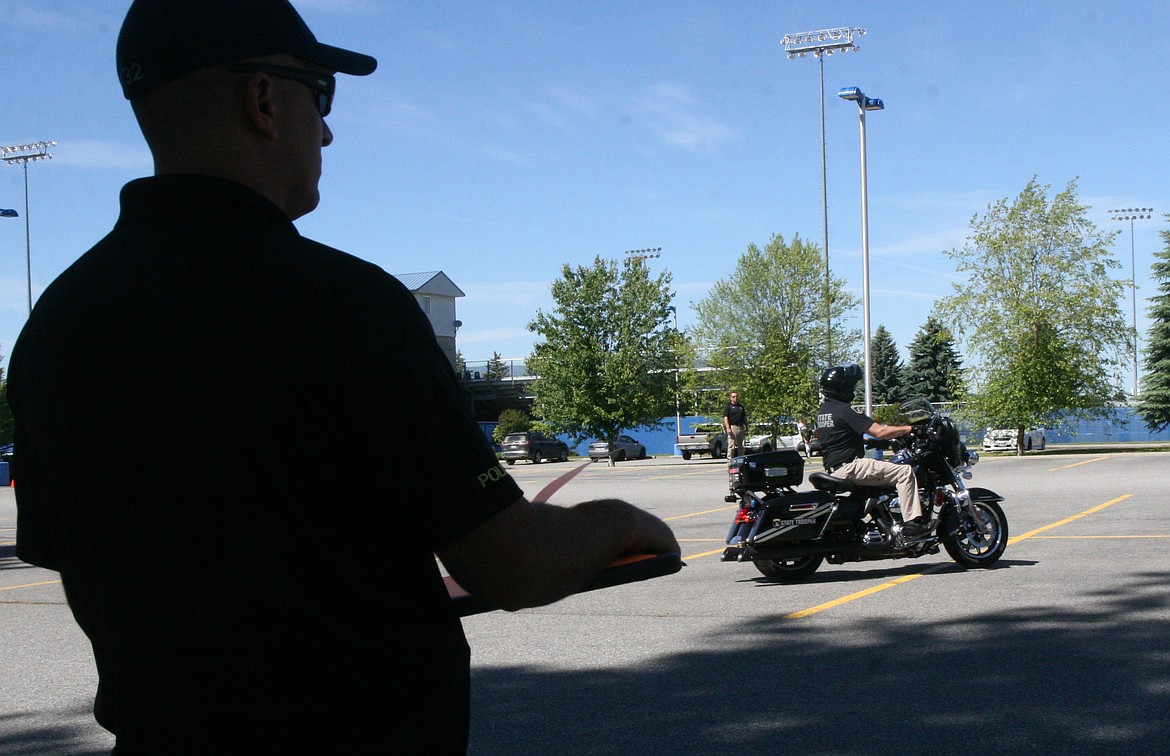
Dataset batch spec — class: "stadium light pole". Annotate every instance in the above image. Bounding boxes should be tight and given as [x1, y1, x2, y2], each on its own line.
[1108, 207, 1153, 398]
[782, 26, 866, 366]
[838, 87, 883, 417]
[2, 141, 56, 315]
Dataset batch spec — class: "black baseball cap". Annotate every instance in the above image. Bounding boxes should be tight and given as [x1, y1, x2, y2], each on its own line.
[117, 0, 377, 100]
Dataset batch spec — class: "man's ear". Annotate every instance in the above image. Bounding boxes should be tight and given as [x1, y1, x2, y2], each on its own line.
[242, 73, 281, 141]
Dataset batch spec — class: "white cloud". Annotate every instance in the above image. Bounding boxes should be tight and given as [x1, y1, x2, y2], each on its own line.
[364, 94, 440, 136]
[51, 140, 151, 171]
[0, 4, 102, 33]
[460, 279, 550, 306]
[482, 146, 532, 166]
[631, 82, 734, 152]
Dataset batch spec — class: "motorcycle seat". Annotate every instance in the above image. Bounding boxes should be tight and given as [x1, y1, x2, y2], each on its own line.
[808, 471, 890, 498]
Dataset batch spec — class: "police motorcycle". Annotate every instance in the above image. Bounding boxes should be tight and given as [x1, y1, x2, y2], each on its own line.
[720, 397, 1008, 583]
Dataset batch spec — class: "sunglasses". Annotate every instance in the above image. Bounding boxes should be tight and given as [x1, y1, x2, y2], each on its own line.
[225, 63, 336, 117]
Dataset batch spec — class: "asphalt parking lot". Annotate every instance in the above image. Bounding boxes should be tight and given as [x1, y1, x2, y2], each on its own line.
[3, 449, 1169, 754]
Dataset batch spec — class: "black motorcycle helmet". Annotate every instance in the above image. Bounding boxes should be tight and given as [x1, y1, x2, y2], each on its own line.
[820, 364, 863, 401]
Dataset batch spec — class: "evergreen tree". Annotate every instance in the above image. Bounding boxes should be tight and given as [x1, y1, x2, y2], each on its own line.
[484, 351, 511, 380]
[868, 325, 903, 405]
[904, 316, 964, 402]
[1136, 221, 1170, 432]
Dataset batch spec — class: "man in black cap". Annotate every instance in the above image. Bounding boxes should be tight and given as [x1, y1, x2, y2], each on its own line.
[816, 364, 934, 540]
[9, 1, 677, 751]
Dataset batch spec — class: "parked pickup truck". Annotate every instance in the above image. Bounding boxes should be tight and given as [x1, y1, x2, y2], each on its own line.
[675, 423, 726, 460]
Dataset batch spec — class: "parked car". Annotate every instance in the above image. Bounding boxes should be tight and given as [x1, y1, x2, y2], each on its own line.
[743, 422, 803, 454]
[588, 434, 647, 462]
[500, 431, 570, 465]
[982, 427, 1046, 452]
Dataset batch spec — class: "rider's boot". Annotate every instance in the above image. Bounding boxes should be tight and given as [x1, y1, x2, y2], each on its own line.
[900, 516, 936, 541]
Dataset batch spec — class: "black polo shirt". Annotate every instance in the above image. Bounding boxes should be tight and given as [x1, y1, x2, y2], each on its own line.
[723, 402, 747, 427]
[10, 175, 520, 751]
[816, 398, 873, 470]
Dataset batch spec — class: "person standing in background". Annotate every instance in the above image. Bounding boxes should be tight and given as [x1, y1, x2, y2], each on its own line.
[723, 390, 748, 460]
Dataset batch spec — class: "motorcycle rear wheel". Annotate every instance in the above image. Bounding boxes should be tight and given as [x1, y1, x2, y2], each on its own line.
[942, 499, 1008, 568]
[753, 555, 824, 583]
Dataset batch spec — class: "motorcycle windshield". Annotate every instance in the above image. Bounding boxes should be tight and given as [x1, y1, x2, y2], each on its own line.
[897, 396, 935, 424]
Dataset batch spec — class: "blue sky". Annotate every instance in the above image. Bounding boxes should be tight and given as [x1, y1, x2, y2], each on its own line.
[3, 1, 1168, 390]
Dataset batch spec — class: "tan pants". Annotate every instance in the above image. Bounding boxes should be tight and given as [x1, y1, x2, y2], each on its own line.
[727, 424, 746, 458]
[833, 456, 923, 521]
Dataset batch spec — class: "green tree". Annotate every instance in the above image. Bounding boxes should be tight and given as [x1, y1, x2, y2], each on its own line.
[903, 316, 964, 403]
[938, 177, 1129, 453]
[868, 325, 903, 405]
[690, 233, 860, 437]
[1136, 221, 1170, 432]
[491, 408, 531, 444]
[527, 256, 677, 460]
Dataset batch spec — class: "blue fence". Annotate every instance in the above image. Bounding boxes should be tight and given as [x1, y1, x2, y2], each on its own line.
[1039, 406, 1170, 444]
[482, 406, 1170, 456]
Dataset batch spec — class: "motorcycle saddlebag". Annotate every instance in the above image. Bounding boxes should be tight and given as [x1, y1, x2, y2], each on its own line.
[730, 449, 804, 492]
[747, 489, 836, 546]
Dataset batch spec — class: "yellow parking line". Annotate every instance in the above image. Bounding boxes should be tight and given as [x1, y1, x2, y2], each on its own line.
[1049, 456, 1109, 471]
[785, 564, 951, 619]
[1008, 494, 1131, 544]
[647, 469, 724, 480]
[1031, 534, 1167, 539]
[781, 493, 1133, 620]
[0, 580, 60, 592]
[684, 547, 729, 560]
[665, 506, 736, 522]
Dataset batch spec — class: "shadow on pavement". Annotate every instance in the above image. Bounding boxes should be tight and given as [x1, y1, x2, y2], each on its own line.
[469, 570, 1170, 754]
[0, 706, 113, 755]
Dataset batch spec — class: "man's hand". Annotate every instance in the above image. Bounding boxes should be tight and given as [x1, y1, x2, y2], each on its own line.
[437, 496, 679, 612]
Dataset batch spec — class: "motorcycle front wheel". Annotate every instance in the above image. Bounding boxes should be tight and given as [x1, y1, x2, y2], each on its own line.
[941, 499, 1008, 568]
[754, 555, 824, 583]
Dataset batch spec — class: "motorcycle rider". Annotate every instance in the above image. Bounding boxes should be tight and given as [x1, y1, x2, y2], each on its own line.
[815, 364, 934, 540]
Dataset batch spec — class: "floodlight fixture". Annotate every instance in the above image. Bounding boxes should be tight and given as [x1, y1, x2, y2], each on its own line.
[624, 247, 662, 260]
[838, 88, 884, 112]
[1, 141, 56, 165]
[782, 27, 866, 59]
[1109, 207, 1153, 221]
